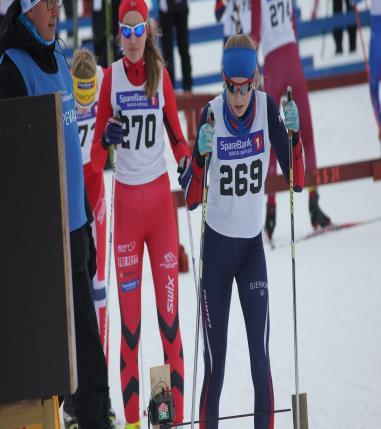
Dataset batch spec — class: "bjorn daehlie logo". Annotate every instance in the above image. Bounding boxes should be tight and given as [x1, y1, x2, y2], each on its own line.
[160, 251, 177, 269]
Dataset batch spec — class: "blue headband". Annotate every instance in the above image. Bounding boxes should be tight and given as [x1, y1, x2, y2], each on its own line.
[222, 47, 257, 79]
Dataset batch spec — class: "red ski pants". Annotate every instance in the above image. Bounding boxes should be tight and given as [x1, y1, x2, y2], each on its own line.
[264, 42, 317, 198]
[113, 173, 184, 424]
[84, 163, 108, 357]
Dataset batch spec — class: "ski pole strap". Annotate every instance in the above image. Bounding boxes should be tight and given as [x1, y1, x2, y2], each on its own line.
[173, 408, 291, 427]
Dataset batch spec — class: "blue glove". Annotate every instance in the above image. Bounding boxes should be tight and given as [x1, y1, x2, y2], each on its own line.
[283, 100, 299, 132]
[103, 117, 123, 148]
[178, 156, 192, 190]
[198, 123, 215, 155]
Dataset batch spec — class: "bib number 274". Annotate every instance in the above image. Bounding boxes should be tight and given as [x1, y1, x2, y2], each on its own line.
[220, 159, 262, 196]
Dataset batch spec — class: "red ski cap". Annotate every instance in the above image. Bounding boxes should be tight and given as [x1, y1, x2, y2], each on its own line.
[119, 0, 148, 22]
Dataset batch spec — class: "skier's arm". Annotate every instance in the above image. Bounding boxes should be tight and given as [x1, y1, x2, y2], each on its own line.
[185, 104, 211, 210]
[0, 54, 28, 99]
[267, 94, 304, 192]
[162, 67, 191, 163]
[251, 0, 261, 45]
[91, 67, 113, 173]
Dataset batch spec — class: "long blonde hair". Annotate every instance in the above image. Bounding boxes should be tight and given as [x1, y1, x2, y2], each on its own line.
[72, 48, 97, 79]
[224, 34, 261, 89]
[144, 21, 164, 99]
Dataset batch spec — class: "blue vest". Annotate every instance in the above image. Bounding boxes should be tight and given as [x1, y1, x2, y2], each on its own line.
[4, 45, 86, 232]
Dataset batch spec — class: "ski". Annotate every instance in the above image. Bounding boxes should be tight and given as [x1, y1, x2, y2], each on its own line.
[268, 216, 381, 250]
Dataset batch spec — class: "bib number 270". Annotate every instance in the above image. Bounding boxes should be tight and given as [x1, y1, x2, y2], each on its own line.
[120, 113, 156, 149]
[220, 159, 262, 196]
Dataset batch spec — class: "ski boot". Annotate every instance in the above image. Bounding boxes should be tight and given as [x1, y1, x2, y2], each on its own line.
[309, 193, 331, 229]
[124, 420, 141, 429]
[265, 202, 276, 240]
[63, 410, 79, 429]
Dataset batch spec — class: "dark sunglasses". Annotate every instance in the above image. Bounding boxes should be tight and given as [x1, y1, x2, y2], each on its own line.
[224, 76, 254, 96]
[119, 22, 147, 39]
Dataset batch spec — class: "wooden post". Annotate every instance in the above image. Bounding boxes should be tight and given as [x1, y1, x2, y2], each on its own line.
[0, 397, 60, 429]
[292, 393, 309, 429]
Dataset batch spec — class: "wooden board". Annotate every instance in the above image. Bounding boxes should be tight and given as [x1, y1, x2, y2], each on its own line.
[0, 93, 76, 404]
[150, 364, 171, 429]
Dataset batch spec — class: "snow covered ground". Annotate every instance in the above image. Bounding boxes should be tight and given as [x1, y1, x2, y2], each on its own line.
[84, 0, 381, 427]
[104, 84, 381, 429]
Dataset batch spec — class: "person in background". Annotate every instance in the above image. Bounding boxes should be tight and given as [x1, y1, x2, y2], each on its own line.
[184, 34, 304, 429]
[60, 48, 117, 429]
[214, 0, 251, 45]
[150, 0, 192, 91]
[0, 1, 111, 428]
[251, 0, 331, 240]
[368, 0, 381, 141]
[333, 0, 357, 54]
[91, 0, 191, 427]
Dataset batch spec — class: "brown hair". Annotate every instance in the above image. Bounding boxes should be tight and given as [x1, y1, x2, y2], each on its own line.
[224, 34, 261, 89]
[72, 48, 97, 79]
[144, 21, 164, 99]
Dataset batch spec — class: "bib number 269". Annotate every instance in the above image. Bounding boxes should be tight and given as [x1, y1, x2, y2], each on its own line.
[220, 159, 262, 196]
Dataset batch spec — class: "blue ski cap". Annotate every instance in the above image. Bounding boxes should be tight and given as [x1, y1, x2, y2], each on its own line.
[21, 0, 41, 13]
[222, 47, 257, 79]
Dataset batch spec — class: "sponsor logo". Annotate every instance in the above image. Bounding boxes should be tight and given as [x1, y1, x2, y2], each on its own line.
[250, 281, 268, 297]
[118, 255, 138, 267]
[217, 130, 264, 160]
[160, 251, 177, 269]
[117, 241, 136, 253]
[158, 402, 169, 420]
[121, 279, 139, 292]
[165, 275, 175, 314]
[116, 90, 160, 110]
[203, 289, 212, 328]
[96, 197, 106, 225]
[62, 108, 77, 126]
[119, 271, 138, 278]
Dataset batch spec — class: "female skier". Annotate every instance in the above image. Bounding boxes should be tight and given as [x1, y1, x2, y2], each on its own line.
[91, 0, 191, 427]
[251, 0, 330, 239]
[184, 34, 304, 429]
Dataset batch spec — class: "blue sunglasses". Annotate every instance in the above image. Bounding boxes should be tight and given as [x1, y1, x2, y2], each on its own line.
[119, 22, 147, 39]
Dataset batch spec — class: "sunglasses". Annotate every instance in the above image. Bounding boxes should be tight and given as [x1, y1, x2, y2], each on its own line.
[43, 0, 63, 9]
[224, 76, 254, 96]
[119, 22, 147, 39]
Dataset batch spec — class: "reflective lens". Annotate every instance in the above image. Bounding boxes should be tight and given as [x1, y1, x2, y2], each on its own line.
[45, 0, 63, 10]
[225, 77, 253, 96]
[119, 22, 146, 39]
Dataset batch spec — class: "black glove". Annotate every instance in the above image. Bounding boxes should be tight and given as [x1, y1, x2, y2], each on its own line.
[177, 156, 192, 190]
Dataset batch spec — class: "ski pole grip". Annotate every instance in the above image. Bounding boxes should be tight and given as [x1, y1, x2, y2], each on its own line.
[286, 86, 293, 138]
[287, 86, 292, 102]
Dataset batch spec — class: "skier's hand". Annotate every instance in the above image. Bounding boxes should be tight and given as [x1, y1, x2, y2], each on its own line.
[103, 116, 123, 149]
[198, 123, 215, 155]
[178, 156, 192, 190]
[283, 99, 299, 133]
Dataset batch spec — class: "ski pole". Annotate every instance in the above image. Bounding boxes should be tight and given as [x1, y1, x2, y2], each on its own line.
[173, 407, 291, 427]
[286, 86, 301, 429]
[190, 109, 214, 429]
[103, 107, 122, 355]
[102, 153, 116, 355]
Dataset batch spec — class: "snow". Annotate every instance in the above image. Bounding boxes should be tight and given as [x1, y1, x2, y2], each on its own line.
[103, 1, 381, 428]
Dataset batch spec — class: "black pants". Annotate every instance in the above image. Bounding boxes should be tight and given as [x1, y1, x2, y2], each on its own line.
[333, 0, 357, 52]
[159, 6, 192, 91]
[92, 0, 108, 68]
[69, 226, 110, 429]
